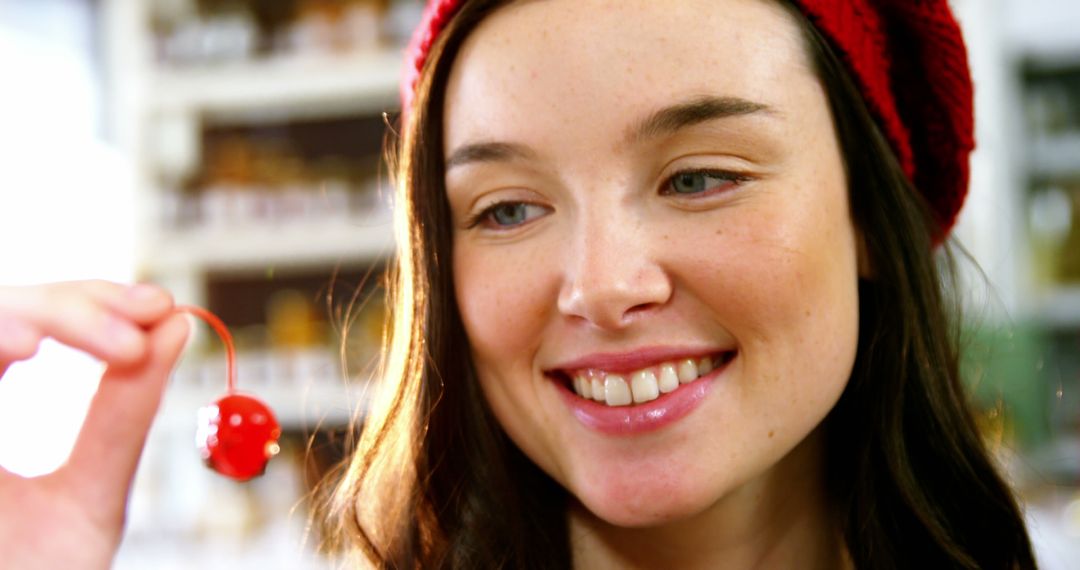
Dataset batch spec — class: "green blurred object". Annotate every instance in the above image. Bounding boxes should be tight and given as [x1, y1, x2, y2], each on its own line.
[961, 322, 1053, 449]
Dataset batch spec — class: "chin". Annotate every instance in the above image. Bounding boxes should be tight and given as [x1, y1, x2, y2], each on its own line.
[573, 475, 718, 529]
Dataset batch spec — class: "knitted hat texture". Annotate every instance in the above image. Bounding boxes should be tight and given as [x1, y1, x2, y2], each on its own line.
[401, 0, 974, 239]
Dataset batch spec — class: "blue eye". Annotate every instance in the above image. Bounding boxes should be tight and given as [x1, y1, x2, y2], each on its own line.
[473, 202, 549, 229]
[667, 171, 742, 195]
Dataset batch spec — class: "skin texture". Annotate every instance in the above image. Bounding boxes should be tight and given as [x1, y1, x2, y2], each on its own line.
[444, 0, 862, 567]
[0, 281, 189, 569]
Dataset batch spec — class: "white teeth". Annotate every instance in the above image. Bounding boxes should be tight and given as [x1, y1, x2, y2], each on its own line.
[677, 359, 698, 384]
[604, 375, 632, 406]
[658, 363, 679, 393]
[566, 353, 730, 406]
[575, 374, 592, 399]
[630, 370, 660, 403]
[591, 377, 605, 401]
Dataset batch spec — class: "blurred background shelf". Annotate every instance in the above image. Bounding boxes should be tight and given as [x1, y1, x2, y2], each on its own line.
[1029, 133, 1080, 178]
[166, 380, 370, 430]
[94, 0, 413, 567]
[149, 49, 402, 120]
[146, 215, 395, 273]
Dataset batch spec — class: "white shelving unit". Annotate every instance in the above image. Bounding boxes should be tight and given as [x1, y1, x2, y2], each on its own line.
[997, 0, 1080, 327]
[104, 0, 405, 299]
[101, 1, 406, 567]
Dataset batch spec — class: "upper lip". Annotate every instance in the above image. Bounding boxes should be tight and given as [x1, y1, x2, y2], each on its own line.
[544, 345, 732, 375]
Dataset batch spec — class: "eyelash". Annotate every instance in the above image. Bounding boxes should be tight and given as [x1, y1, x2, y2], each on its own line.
[660, 168, 750, 197]
[465, 168, 751, 230]
[464, 202, 547, 230]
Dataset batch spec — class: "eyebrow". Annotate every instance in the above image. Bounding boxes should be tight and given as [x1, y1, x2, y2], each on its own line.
[445, 141, 537, 170]
[629, 95, 776, 145]
[444, 95, 775, 171]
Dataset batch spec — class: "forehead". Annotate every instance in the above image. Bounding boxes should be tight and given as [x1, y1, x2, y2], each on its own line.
[443, 0, 816, 154]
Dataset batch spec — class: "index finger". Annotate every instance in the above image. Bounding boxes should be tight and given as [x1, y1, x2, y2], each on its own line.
[0, 283, 153, 369]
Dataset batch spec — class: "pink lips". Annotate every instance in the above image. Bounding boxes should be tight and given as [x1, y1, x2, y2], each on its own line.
[550, 350, 734, 436]
[549, 346, 721, 375]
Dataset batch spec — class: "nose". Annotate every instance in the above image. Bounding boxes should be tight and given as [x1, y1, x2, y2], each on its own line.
[556, 214, 673, 330]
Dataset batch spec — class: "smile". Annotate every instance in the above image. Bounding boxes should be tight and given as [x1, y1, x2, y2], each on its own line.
[551, 350, 737, 407]
[548, 349, 737, 436]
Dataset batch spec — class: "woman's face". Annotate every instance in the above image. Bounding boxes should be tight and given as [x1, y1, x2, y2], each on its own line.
[444, 0, 862, 527]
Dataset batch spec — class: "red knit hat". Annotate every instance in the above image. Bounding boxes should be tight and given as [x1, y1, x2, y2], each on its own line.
[401, 0, 974, 240]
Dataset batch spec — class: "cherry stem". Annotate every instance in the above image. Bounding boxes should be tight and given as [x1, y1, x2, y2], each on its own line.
[175, 305, 236, 393]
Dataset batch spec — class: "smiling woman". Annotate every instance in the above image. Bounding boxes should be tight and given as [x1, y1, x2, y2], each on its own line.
[0, 0, 1042, 567]
[320, 0, 1038, 568]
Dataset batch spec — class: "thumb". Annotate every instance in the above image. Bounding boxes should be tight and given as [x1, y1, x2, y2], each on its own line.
[59, 313, 189, 516]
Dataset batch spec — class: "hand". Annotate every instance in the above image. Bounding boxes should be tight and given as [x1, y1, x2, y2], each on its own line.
[0, 280, 190, 570]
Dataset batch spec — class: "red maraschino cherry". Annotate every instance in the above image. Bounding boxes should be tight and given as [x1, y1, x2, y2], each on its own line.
[176, 305, 281, 481]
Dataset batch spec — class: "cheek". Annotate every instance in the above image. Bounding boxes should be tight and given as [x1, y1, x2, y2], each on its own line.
[452, 239, 556, 374]
[452, 238, 571, 477]
[678, 184, 860, 423]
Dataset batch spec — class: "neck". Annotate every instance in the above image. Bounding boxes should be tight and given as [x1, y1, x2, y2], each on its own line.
[567, 426, 849, 570]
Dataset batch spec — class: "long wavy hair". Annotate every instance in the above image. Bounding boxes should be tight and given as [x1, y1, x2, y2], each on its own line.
[319, 1, 1038, 568]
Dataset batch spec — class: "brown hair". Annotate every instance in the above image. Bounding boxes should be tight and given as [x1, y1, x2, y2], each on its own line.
[319, 1, 1038, 567]
[794, 4, 1038, 567]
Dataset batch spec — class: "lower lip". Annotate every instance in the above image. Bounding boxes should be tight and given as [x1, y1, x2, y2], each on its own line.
[553, 356, 732, 436]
